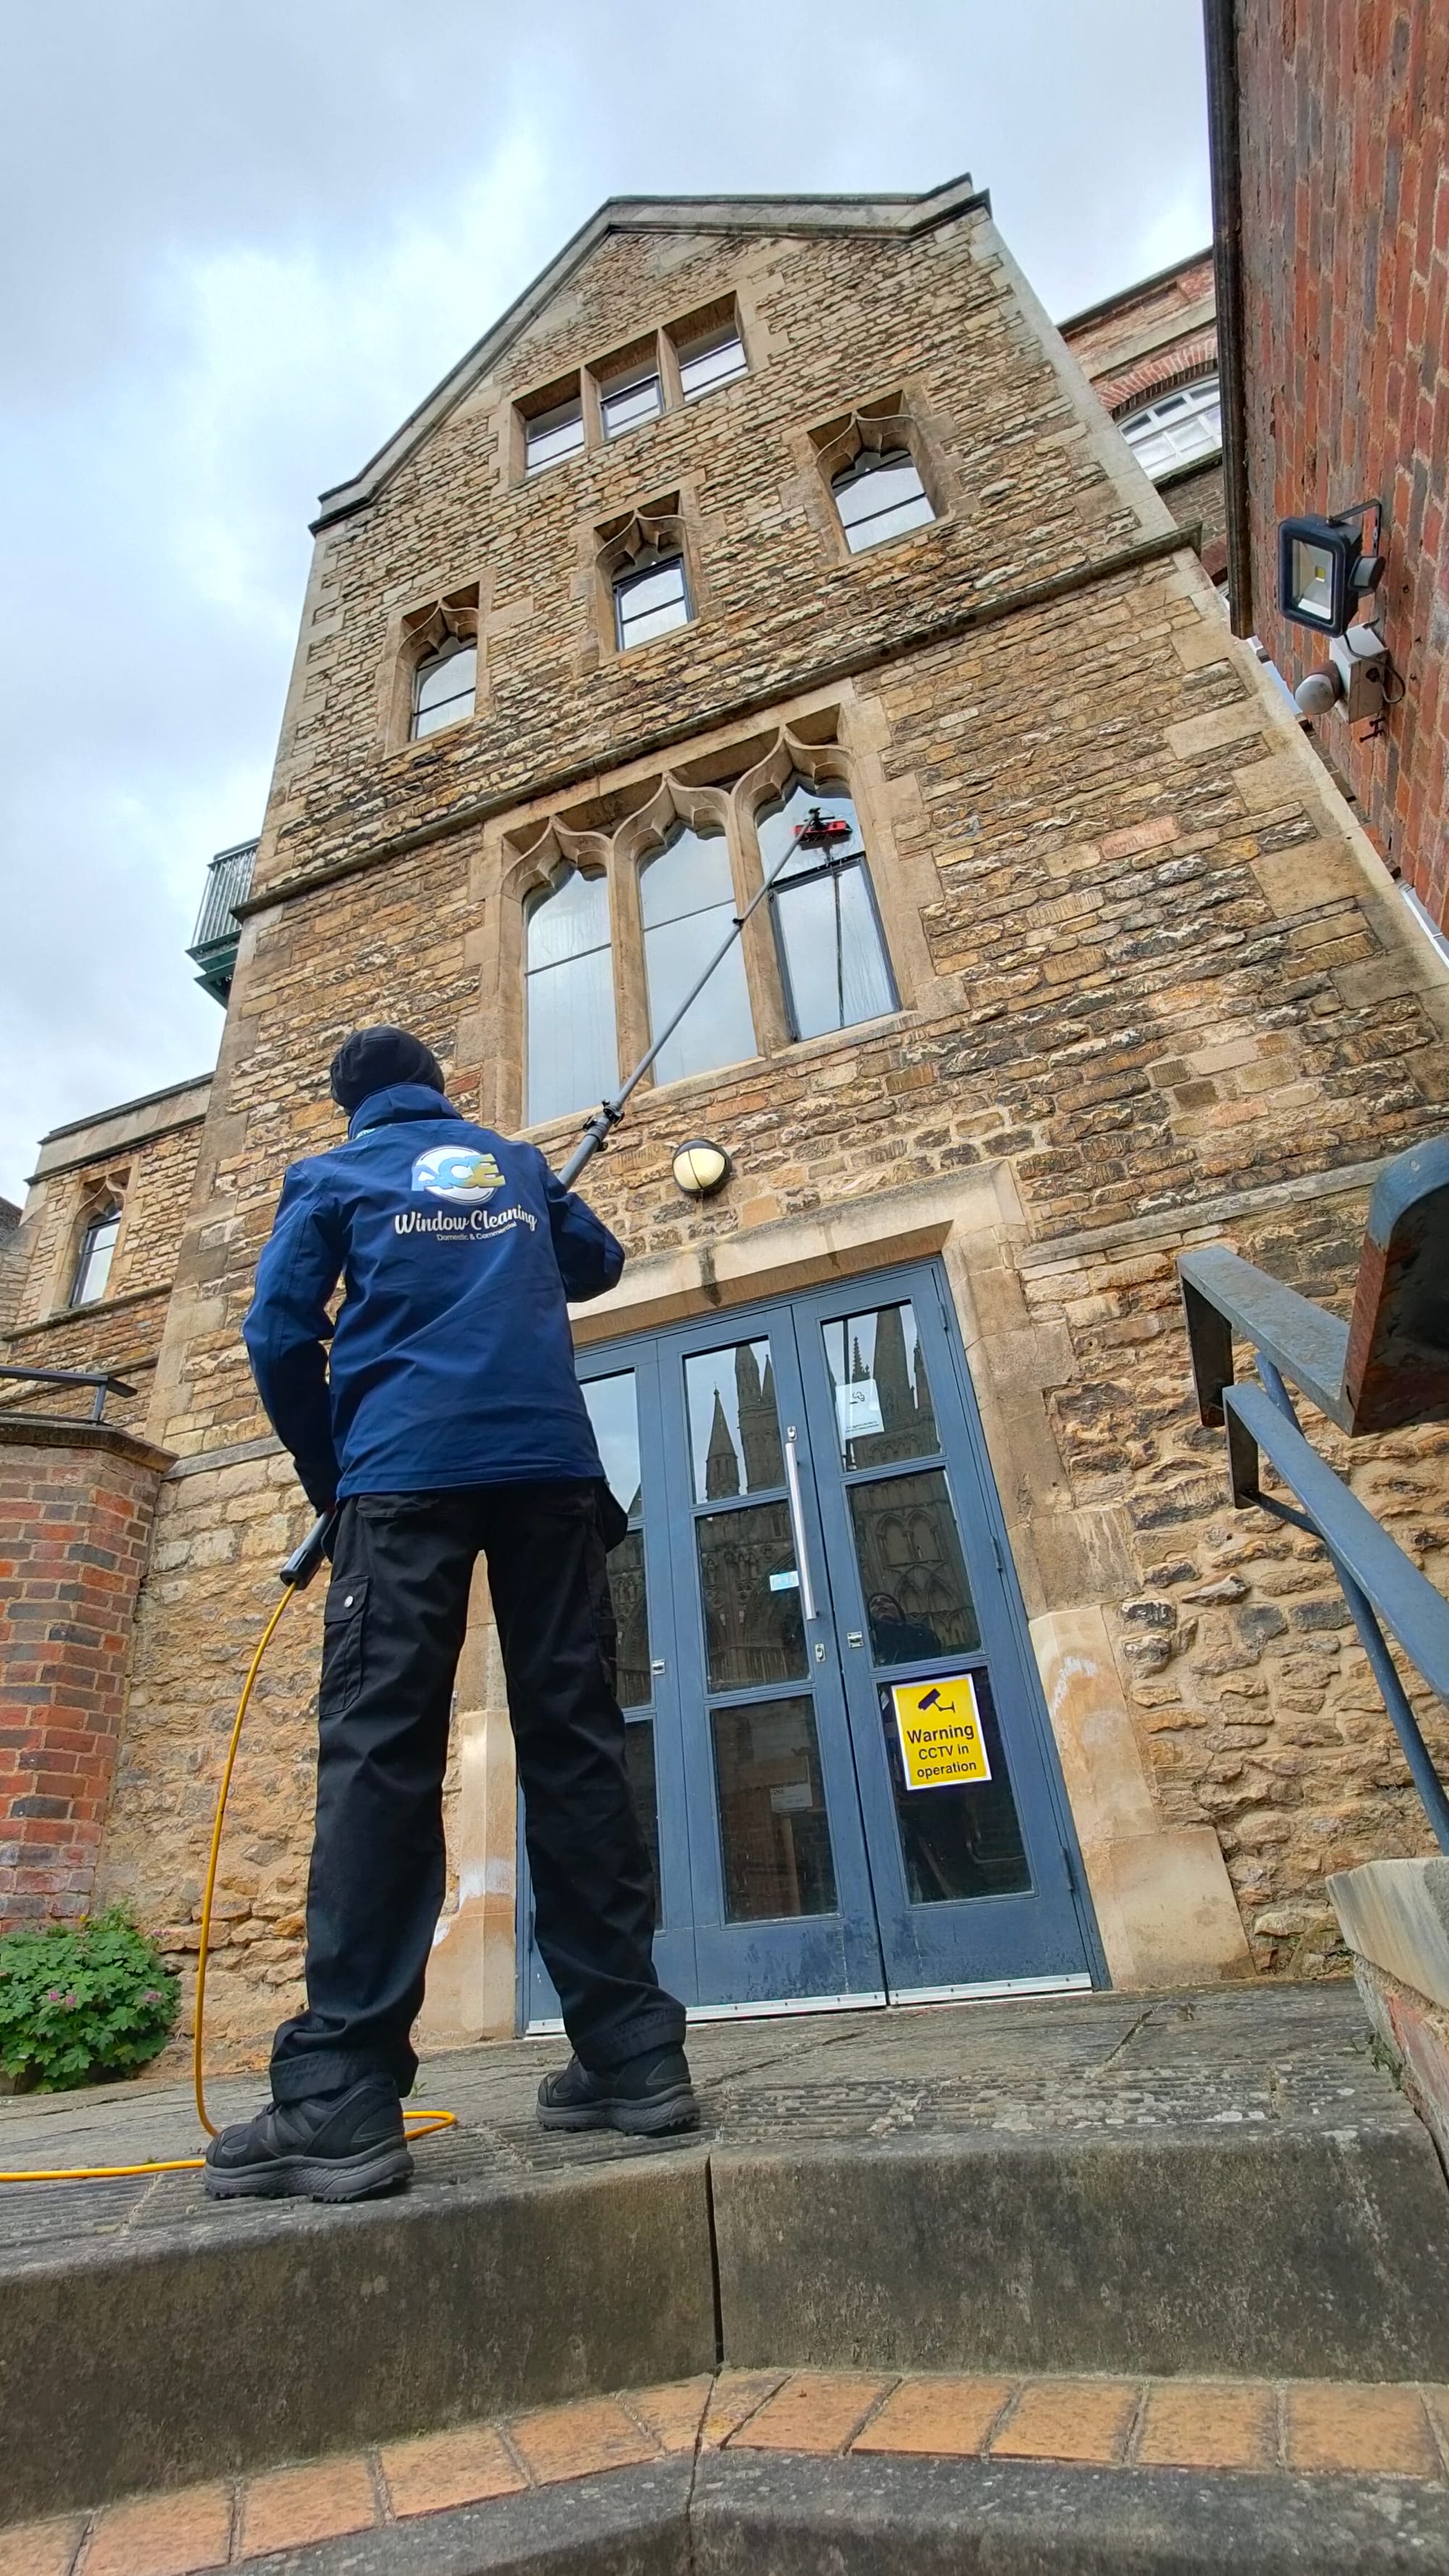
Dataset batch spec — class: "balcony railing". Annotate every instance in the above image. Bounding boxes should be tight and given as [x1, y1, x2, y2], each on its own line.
[0, 1363, 138, 1426]
[1178, 1137, 1449, 1853]
[187, 838, 257, 1003]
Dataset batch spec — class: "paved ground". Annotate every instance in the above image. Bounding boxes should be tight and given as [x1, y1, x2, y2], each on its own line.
[0, 1980, 1399, 2259]
[7, 2364, 1449, 2576]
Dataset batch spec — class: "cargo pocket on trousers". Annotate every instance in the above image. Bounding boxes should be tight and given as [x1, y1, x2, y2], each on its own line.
[320, 1574, 369, 1716]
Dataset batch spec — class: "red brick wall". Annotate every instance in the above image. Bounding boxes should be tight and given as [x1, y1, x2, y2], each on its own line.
[0, 1426, 171, 1926]
[1234, 0, 1449, 923]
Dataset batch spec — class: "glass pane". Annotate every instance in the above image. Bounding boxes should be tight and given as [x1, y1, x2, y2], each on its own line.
[711, 1697, 838, 1920]
[72, 1210, 120, 1307]
[843, 491, 935, 552]
[618, 563, 685, 625]
[620, 590, 690, 649]
[697, 1501, 806, 1691]
[526, 945, 617, 1126]
[848, 1468, 981, 1662]
[625, 1721, 663, 1926]
[526, 866, 610, 969]
[582, 1371, 643, 1518]
[602, 370, 661, 436]
[415, 643, 476, 716]
[641, 828, 755, 1083]
[755, 775, 859, 885]
[775, 862, 895, 1037]
[680, 330, 747, 398]
[879, 1667, 1030, 1903]
[822, 1303, 938, 1469]
[610, 1528, 651, 1710]
[526, 399, 585, 469]
[685, 1339, 784, 1499]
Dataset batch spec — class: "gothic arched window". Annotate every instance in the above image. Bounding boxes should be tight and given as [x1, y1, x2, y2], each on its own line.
[831, 448, 934, 553]
[755, 778, 896, 1041]
[70, 1198, 122, 1308]
[411, 637, 477, 739]
[640, 825, 756, 1087]
[524, 866, 617, 1125]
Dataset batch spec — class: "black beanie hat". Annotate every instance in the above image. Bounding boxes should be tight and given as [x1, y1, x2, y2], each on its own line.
[328, 1026, 446, 1114]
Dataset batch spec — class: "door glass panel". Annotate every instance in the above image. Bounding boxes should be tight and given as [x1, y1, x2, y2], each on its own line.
[582, 1373, 648, 1704]
[584, 1371, 643, 1517]
[697, 1501, 806, 1690]
[878, 1667, 1030, 1902]
[711, 1697, 839, 1920]
[848, 1468, 981, 1660]
[685, 1340, 785, 1498]
[625, 1720, 663, 1927]
[822, 1302, 938, 1468]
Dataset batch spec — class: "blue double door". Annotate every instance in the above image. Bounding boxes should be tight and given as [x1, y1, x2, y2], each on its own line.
[521, 1262, 1099, 2025]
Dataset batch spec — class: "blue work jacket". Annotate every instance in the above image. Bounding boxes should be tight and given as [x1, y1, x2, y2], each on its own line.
[242, 1083, 622, 1506]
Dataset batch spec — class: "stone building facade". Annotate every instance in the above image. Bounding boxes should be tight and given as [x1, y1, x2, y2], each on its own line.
[1206, 0, 1449, 929]
[4, 176, 1448, 2065]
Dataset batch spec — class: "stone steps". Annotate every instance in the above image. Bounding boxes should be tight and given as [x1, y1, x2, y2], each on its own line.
[9, 2368, 1449, 2576]
[2, 1986, 1448, 2553]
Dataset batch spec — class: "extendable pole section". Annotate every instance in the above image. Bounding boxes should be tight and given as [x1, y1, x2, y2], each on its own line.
[280, 811, 856, 1587]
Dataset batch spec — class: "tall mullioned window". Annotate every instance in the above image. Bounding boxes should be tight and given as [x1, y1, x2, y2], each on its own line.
[831, 448, 935, 553]
[525, 393, 585, 472]
[70, 1200, 122, 1307]
[677, 319, 748, 401]
[411, 637, 477, 739]
[525, 867, 617, 1125]
[756, 778, 895, 1040]
[640, 826, 755, 1087]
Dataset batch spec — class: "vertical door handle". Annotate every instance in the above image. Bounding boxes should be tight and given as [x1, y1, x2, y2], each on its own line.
[782, 1424, 819, 1623]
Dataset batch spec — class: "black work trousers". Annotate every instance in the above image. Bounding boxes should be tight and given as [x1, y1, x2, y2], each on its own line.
[270, 1481, 684, 2104]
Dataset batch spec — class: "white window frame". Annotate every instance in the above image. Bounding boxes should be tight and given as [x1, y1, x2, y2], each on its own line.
[1119, 378, 1222, 482]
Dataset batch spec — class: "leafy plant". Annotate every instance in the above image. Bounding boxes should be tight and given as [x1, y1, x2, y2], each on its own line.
[0, 1908, 179, 2091]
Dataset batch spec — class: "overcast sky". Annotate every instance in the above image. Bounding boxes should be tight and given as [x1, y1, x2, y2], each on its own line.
[0, 0, 1211, 1204]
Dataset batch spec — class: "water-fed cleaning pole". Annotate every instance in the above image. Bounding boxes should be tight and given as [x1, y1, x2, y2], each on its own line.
[280, 811, 853, 1588]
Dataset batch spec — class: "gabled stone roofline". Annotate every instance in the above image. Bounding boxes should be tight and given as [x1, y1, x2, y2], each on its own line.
[311, 172, 986, 533]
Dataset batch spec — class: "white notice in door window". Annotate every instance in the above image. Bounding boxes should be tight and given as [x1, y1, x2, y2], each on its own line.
[891, 1673, 992, 1790]
[837, 1378, 885, 1441]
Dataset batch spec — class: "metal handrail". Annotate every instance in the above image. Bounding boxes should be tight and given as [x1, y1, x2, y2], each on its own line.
[1179, 1233, 1449, 1854]
[0, 1363, 137, 1426]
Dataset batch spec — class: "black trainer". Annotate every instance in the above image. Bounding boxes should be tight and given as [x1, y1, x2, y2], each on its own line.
[203, 2074, 414, 2202]
[537, 2044, 698, 2138]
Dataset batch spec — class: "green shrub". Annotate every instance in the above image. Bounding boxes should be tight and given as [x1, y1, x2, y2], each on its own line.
[0, 1908, 179, 2091]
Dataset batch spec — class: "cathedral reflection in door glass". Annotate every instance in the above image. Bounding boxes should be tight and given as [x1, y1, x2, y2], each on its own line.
[822, 1302, 939, 1468]
[848, 1469, 981, 1661]
[711, 1697, 839, 1919]
[696, 1501, 806, 1691]
[685, 1339, 785, 1500]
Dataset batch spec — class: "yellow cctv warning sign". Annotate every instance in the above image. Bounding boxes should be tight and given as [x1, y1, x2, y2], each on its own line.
[891, 1674, 992, 1791]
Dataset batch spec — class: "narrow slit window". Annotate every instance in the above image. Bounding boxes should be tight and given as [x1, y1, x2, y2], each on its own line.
[411, 638, 477, 739]
[601, 359, 662, 440]
[640, 825, 755, 1086]
[525, 866, 617, 1125]
[756, 778, 895, 1040]
[525, 393, 585, 473]
[677, 321, 748, 401]
[614, 547, 690, 651]
[832, 448, 935, 553]
[70, 1200, 122, 1307]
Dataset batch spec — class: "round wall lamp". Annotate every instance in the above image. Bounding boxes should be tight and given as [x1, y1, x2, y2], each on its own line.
[672, 1138, 732, 1199]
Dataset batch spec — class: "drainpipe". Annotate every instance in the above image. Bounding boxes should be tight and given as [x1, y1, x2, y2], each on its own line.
[1202, 0, 1254, 635]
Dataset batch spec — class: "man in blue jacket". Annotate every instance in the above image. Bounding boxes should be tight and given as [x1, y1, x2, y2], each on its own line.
[204, 1025, 693, 2202]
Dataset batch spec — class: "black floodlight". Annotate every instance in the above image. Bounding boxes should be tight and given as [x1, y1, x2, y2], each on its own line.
[1277, 501, 1385, 637]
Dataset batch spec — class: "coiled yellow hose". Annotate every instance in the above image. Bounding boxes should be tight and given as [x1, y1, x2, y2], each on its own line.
[0, 1581, 454, 2182]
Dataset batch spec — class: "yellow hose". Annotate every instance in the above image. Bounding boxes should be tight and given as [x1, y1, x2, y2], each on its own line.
[1, 1580, 454, 2183]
